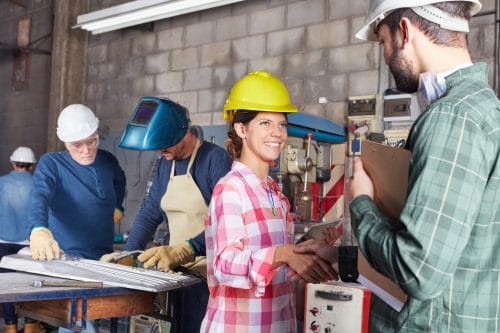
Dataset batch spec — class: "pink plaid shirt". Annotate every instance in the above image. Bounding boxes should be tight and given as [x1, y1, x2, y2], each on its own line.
[201, 161, 297, 333]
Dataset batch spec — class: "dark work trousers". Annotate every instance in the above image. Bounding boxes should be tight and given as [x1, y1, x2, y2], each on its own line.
[170, 280, 209, 333]
[0, 243, 25, 324]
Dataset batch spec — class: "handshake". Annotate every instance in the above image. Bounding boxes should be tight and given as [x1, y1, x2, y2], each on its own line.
[278, 226, 340, 284]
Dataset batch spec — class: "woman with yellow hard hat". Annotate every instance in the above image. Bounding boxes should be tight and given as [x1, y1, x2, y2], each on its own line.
[201, 71, 337, 332]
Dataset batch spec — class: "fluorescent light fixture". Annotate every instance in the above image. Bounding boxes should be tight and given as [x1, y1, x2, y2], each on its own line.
[75, 0, 246, 35]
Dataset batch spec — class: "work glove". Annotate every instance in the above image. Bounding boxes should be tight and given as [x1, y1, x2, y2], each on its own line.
[29, 228, 61, 260]
[100, 251, 122, 263]
[138, 242, 195, 272]
[113, 208, 124, 224]
[99, 251, 137, 267]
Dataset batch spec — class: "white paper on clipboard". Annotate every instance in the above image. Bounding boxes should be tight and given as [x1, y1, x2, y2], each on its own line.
[357, 274, 404, 312]
[294, 220, 341, 244]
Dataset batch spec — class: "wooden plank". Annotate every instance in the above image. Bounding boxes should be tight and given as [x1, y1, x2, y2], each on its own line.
[16, 308, 66, 329]
[84, 292, 155, 319]
[18, 292, 155, 327]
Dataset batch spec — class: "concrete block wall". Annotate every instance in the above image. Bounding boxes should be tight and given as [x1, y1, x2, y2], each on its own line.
[0, 0, 497, 176]
[84, 0, 380, 131]
[83, 0, 498, 135]
[0, 0, 53, 174]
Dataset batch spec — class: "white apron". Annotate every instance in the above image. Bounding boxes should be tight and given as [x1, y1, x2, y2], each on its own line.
[160, 139, 207, 277]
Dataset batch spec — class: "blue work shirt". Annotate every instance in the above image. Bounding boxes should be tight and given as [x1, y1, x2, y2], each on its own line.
[0, 171, 33, 242]
[125, 141, 232, 254]
[29, 149, 126, 260]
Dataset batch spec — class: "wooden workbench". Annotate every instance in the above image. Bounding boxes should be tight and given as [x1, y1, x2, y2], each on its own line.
[0, 272, 155, 331]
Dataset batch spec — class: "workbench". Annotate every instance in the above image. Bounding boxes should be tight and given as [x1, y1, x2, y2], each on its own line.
[0, 272, 156, 332]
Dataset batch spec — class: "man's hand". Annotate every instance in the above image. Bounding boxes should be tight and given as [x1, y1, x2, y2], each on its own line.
[29, 228, 61, 260]
[348, 157, 374, 199]
[295, 239, 338, 264]
[138, 242, 195, 272]
[274, 245, 337, 284]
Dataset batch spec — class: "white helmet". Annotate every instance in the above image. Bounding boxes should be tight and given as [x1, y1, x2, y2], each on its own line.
[56, 104, 99, 142]
[356, 0, 482, 41]
[10, 146, 37, 164]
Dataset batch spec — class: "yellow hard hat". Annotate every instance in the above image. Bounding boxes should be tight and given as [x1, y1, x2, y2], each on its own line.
[223, 70, 298, 121]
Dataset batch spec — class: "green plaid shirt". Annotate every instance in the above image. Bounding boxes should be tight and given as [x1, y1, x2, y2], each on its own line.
[350, 63, 500, 332]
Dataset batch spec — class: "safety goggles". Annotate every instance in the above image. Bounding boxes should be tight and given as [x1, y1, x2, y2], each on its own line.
[67, 134, 99, 152]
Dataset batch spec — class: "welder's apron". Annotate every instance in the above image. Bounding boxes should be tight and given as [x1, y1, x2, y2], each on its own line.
[161, 140, 207, 277]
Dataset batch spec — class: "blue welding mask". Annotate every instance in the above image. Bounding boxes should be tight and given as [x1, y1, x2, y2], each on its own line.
[119, 97, 190, 151]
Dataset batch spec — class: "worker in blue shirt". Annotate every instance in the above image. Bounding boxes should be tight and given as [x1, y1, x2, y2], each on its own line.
[28, 104, 126, 262]
[0, 146, 42, 333]
[28, 104, 126, 333]
[101, 97, 232, 333]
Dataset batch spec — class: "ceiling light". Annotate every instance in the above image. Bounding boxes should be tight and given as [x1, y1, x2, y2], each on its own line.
[75, 0, 246, 35]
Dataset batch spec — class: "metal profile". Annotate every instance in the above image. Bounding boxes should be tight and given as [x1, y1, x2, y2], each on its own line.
[0, 252, 199, 292]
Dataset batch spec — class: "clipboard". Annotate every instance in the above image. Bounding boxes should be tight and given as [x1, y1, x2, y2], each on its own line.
[294, 220, 341, 244]
[360, 140, 411, 222]
[355, 140, 411, 310]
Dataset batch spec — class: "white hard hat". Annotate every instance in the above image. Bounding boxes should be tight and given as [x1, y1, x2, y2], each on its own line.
[10, 146, 37, 164]
[56, 104, 99, 142]
[356, 0, 482, 41]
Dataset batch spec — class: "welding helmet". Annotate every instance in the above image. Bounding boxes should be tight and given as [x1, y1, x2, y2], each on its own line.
[57, 104, 99, 143]
[10, 146, 36, 164]
[356, 0, 482, 41]
[119, 97, 189, 151]
[223, 70, 298, 122]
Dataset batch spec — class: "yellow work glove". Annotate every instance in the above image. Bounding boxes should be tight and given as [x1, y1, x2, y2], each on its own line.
[100, 251, 121, 263]
[138, 242, 195, 272]
[99, 251, 136, 267]
[29, 228, 61, 260]
[114, 208, 124, 224]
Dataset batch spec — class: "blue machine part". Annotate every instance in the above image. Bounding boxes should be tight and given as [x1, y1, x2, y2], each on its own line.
[287, 112, 345, 144]
[119, 97, 189, 151]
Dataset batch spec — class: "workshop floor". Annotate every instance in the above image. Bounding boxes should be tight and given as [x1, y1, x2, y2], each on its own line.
[0, 318, 134, 333]
[0, 313, 169, 332]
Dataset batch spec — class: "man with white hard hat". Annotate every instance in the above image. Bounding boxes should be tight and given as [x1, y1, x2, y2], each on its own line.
[346, 0, 500, 332]
[28, 104, 126, 262]
[0, 147, 43, 333]
[28, 104, 126, 332]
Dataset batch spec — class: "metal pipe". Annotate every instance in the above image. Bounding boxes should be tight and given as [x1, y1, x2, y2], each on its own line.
[33, 280, 103, 288]
[303, 134, 313, 192]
